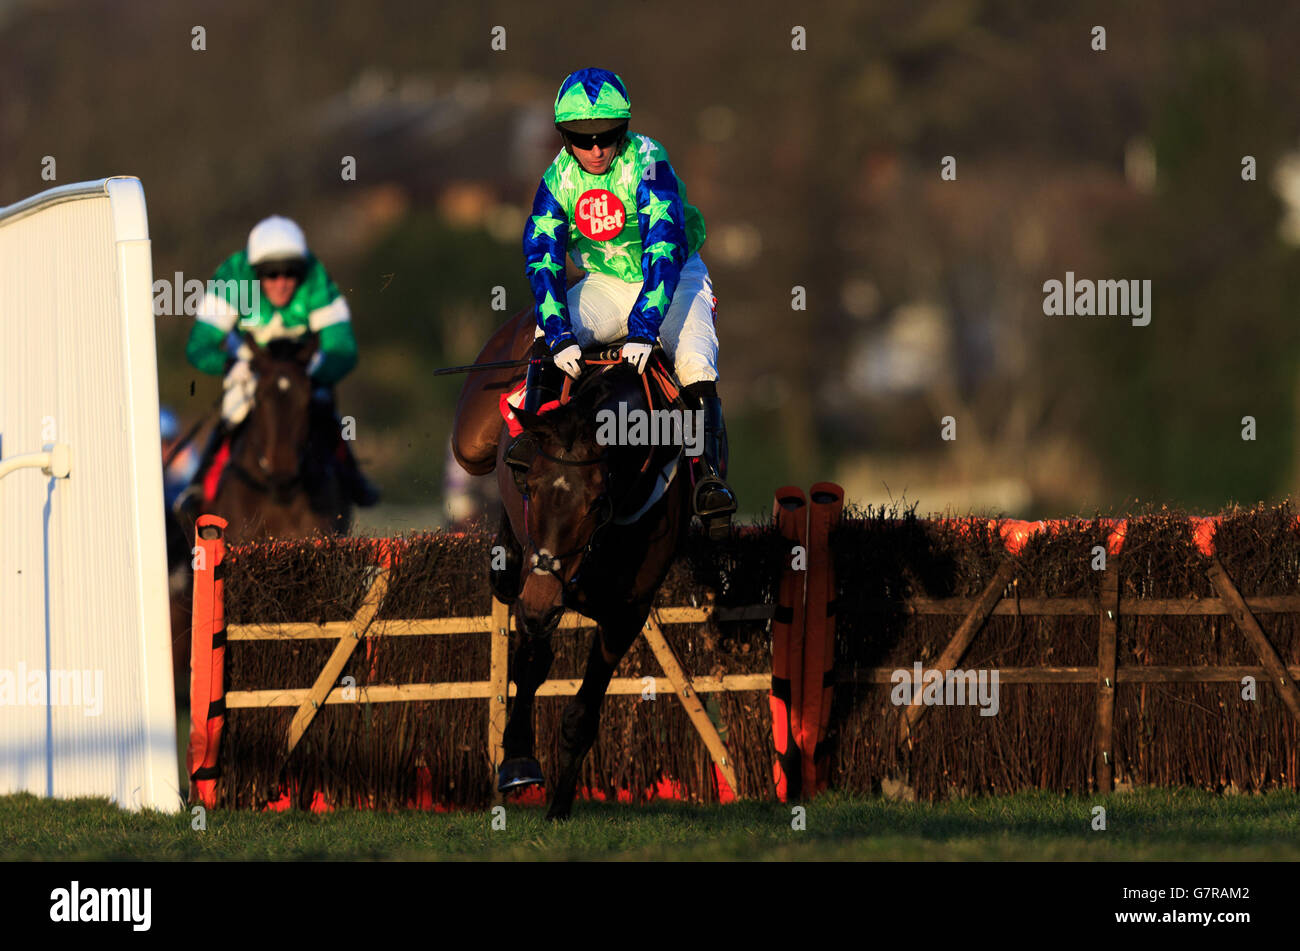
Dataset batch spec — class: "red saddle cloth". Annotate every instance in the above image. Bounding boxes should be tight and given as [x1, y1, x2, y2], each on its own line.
[499, 381, 564, 437]
[202, 441, 231, 502]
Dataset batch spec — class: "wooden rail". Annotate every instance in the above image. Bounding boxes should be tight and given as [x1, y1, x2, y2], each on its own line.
[224, 595, 1300, 641]
[837, 666, 1300, 684]
[227, 605, 715, 640]
[226, 674, 773, 708]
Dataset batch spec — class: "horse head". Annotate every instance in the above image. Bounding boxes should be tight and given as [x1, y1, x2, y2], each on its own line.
[508, 370, 624, 634]
[240, 334, 315, 491]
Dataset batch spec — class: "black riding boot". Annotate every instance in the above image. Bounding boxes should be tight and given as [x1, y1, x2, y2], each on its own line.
[504, 343, 563, 476]
[173, 422, 228, 518]
[309, 392, 380, 508]
[683, 381, 738, 540]
[337, 438, 381, 507]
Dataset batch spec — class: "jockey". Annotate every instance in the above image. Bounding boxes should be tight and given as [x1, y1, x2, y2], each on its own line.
[507, 67, 737, 532]
[175, 215, 379, 514]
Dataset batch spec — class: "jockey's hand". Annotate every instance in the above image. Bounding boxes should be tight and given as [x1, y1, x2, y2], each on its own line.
[621, 341, 653, 375]
[552, 344, 583, 379]
[223, 358, 254, 391]
[221, 358, 257, 427]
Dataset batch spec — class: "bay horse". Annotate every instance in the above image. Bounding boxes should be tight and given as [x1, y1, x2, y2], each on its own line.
[204, 336, 353, 547]
[457, 328, 691, 820]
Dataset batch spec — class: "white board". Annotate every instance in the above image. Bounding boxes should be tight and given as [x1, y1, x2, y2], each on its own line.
[0, 177, 179, 812]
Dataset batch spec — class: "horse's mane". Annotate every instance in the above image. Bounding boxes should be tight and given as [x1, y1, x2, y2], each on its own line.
[529, 364, 638, 450]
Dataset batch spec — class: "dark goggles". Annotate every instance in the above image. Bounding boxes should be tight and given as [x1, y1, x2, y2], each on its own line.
[562, 125, 627, 150]
[255, 262, 306, 281]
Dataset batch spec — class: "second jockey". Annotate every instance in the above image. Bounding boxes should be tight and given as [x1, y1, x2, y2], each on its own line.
[175, 215, 379, 515]
[507, 67, 738, 533]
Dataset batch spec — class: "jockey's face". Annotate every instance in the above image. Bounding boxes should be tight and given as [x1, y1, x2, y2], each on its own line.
[566, 135, 620, 176]
[256, 263, 303, 309]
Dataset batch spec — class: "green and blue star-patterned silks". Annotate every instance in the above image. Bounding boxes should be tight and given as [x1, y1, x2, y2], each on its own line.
[553, 68, 632, 123]
[522, 131, 706, 351]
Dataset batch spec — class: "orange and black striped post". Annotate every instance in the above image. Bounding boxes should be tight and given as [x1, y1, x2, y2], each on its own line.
[771, 488, 808, 801]
[187, 514, 228, 809]
[802, 483, 843, 795]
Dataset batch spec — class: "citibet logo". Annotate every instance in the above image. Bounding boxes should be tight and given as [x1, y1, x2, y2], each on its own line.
[575, 189, 626, 241]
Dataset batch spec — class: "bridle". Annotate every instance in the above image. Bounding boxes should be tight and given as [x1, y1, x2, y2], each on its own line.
[512, 349, 683, 587]
[520, 447, 615, 588]
[225, 372, 310, 504]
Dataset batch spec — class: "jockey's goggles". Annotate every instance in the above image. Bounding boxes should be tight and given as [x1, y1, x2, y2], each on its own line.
[255, 262, 306, 281]
[561, 124, 627, 150]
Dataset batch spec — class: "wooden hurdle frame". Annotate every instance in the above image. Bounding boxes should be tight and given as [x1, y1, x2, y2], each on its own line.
[185, 512, 834, 808]
[187, 505, 1300, 808]
[852, 551, 1300, 792]
[232, 588, 765, 797]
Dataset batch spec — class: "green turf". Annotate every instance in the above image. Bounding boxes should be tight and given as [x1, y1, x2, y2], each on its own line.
[4, 788, 1300, 861]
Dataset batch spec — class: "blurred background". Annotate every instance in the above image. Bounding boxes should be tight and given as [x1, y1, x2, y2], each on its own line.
[5, 0, 1300, 529]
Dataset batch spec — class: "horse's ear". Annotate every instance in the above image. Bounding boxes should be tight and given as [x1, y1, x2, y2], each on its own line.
[247, 341, 270, 371]
[512, 405, 549, 433]
[295, 335, 316, 367]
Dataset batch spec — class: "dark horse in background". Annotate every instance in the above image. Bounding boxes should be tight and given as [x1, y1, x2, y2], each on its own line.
[453, 307, 691, 820]
[171, 335, 353, 696]
[177, 335, 353, 547]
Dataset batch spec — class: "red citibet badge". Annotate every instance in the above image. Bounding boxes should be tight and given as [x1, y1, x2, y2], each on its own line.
[575, 189, 626, 241]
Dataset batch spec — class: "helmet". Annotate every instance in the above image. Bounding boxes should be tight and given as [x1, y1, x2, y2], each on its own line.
[553, 68, 631, 133]
[159, 406, 179, 441]
[247, 215, 308, 267]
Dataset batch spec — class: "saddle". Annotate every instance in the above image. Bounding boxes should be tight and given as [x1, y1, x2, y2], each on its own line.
[503, 341, 691, 523]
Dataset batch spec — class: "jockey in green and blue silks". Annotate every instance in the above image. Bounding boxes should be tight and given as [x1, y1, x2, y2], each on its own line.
[176, 215, 378, 512]
[514, 66, 737, 533]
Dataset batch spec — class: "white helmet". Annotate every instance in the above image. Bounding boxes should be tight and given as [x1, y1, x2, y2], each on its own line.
[247, 215, 308, 266]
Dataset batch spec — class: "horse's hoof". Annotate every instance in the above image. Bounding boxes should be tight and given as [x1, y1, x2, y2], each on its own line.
[544, 806, 571, 822]
[498, 757, 544, 792]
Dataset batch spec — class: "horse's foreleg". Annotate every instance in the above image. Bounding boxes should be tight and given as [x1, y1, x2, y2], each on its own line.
[489, 509, 524, 604]
[499, 610, 557, 791]
[546, 606, 647, 821]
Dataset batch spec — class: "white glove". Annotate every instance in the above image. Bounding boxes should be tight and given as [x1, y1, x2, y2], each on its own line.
[553, 344, 583, 379]
[621, 341, 653, 375]
[221, 359, 257, 426]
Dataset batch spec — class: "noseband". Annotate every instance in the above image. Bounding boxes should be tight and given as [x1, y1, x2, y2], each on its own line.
[519, 447, 614, 587]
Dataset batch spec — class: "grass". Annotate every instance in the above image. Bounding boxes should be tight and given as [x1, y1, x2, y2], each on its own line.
[4, 787, 1300, 861]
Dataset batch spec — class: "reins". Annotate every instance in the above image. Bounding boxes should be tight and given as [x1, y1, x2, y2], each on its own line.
[514, 350, 686, 583]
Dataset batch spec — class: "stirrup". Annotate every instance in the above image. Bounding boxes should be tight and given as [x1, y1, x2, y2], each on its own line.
[694, 476, 737, 540]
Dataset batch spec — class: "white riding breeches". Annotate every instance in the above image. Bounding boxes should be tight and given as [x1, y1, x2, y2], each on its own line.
[536, 252, 719, 386]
